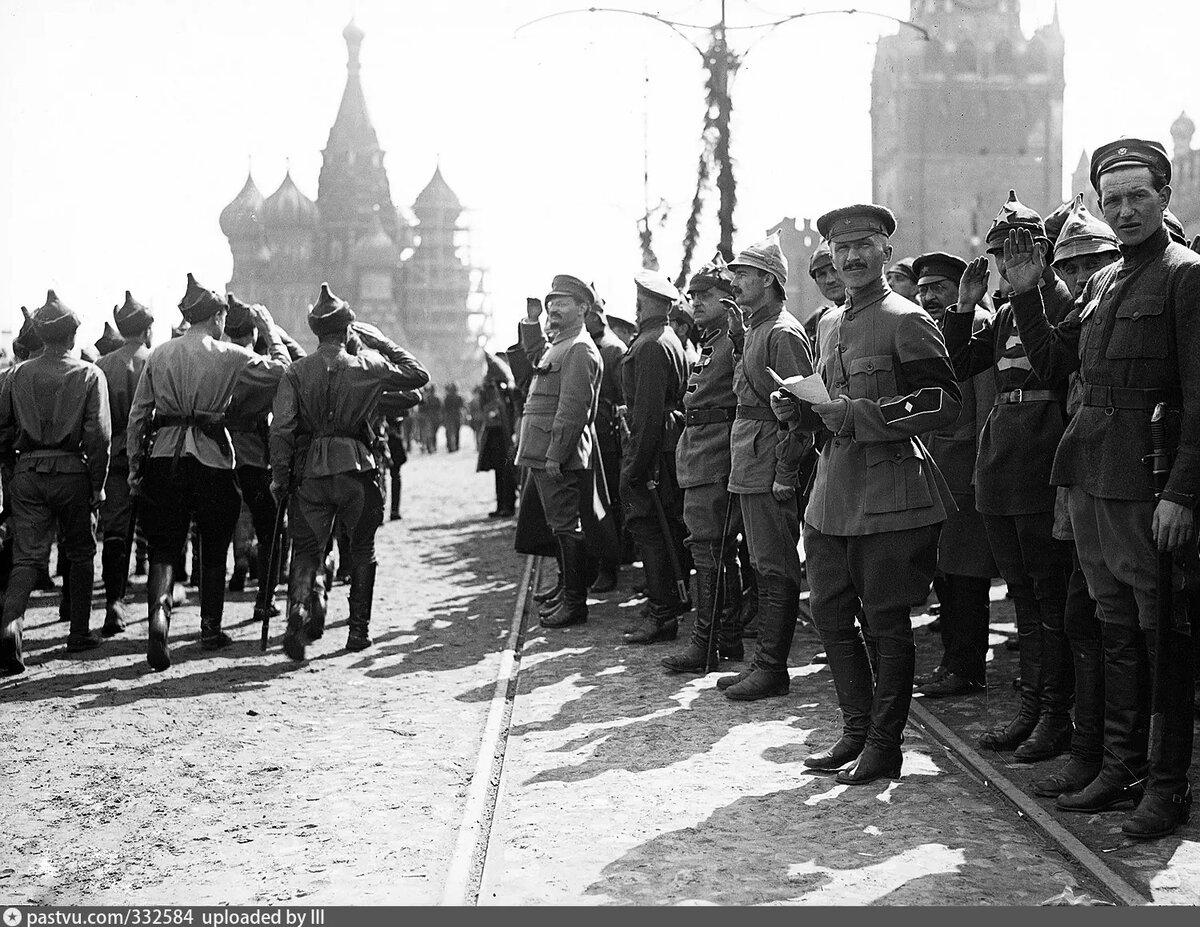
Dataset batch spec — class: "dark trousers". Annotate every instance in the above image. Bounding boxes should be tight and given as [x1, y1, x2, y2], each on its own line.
[445, 419, 461, 452]
[140, 457, 242, 622]
[625, 468, 686, 609]
[598, 438, 623, 565]
[982, 512, 1071, 634]
[236, 465, 278, 583]
[932, 573, 991, 684]
[1065, 548, 1104, 766]
[290, 471, 384, 569]
[99, 460, 137, 604]
[805, 522, 941, 752]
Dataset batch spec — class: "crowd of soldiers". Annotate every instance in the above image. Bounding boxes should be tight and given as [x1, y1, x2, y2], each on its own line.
[503, 136, 1199, 841]
[0, 275, 428, 676]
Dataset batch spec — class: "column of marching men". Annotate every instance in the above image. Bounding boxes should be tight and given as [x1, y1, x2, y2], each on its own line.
[0, 276, 428, 674]
[507, 136, 1198, 841]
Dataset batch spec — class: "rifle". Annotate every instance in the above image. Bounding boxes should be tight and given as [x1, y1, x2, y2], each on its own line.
[705, 488, 737, 671]
[646, 464, 689, 606]
[1146, 402, 1173, 762]
[256, 489, 290, 651]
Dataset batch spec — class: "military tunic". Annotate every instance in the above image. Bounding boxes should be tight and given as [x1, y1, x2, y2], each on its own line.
[593, 326, 627, 539]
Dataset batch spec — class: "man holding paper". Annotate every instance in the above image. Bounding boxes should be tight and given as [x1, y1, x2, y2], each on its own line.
[775, 203, 962, 785]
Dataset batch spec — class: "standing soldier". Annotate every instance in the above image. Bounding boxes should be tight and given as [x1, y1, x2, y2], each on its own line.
[662, 255, 745, 672]
[477, 352, 518, 519]
[584, 293, 627, 592]
[422, 385, 442, 454]
[620, 271, 689, 645]
[270, 286, 429, 660]
[782, 205, 961, 784]
[514, 275, 601, 629]
[443, 383, 464, 453]
[126, 274, 289, 671]
[94, 291, 154, 636]
[912, 252, 997, 699]
[716, 233, 814, 700]
[885, 258, 920, 301]
[1005, 138, 1199, 838]
[0, 292, 111, 675]
[806, 240, 846, 353]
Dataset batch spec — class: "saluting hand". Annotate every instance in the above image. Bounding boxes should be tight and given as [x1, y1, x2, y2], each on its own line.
[721, 298, 746, 345]
[250, 304, 275, 334]
[957, 256, 990, 310]
[1001, 228, 1046, 295]
[1153, 499, 1195, 552]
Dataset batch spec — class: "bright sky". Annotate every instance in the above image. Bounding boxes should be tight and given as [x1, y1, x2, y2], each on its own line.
[1, 0, 1197, 353]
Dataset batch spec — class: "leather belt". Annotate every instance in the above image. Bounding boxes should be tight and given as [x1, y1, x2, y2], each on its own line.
[1079, 384, 1182, 411]
[994, 389, 1057, 405]
[685, 407, 737, 426]
[736, 404, 776, 422]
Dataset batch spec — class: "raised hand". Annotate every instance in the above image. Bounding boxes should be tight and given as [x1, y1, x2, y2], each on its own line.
[526, 297, 543, 322]
[1001, 228, 1046, 295]
[721, 298, 745, 344]
[958, 256, 990, 310]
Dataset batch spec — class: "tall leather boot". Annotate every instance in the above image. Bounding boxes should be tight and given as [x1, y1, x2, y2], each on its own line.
[1123, 627, 1194, 839]
[1034, 601, 1104, 796]
[65, 558, 101, 652]
[283, 556, 317, 661]
[0, 564, 37, 676]
[661, 566, 718, 673]
[739, 557, 760, 640]
[716, 553, 744, 662]
[724, 574, 798, 701]
[306, 568, 328, 641]
[534, 548, 564, 608]
[1057, 622, 1148, 812]
[199, 558, 233, 650]
[837, 624, 915, 785]
[980, 598, 1042, 751]
[1016, 612, 1075, 761]
[624, 525, 680, 644]
[346, 561, 377, 651]
[146, 561, 175, 671]
[542, 535, 589, 629]
[805, 626, 873, 771]
[101, 539, 129, 636]
[58, 560, 71, 622]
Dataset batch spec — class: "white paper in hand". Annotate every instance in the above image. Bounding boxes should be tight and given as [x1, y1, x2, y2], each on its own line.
[768, 367, 832, 405]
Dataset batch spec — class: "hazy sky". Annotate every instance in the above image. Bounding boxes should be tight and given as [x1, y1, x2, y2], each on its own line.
[2, 0, 1198, 351]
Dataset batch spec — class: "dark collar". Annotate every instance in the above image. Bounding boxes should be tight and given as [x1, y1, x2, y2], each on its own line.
[1119, 226, 1169, 265]
[748, 302, 783, 329]
[844, 276, 889, 317]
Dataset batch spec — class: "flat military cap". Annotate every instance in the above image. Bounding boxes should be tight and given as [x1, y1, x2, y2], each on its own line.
[913, 252, 967, 286]
[95, 321, 124, 356]
[986, 190, 1045, 252]
[178, 273, 226, 324]
[115, 289, 154, 336]
[224, 292, 255, 339]
[634, 269, 681, 303]
[808, 240, 834, 278]
[887, 257, 917, 284]
[688, 253, 735, 296]
[1089, 137, 1171, 191]
[730, 232, 788, 290]
[1051, 195, 1119, 265]
[308, 282, 356, 335]
[545, 274, 596, 307]
[1164, 208, 1188, 245]
[816, 204, 897, 243]
[32, 290, 81, 341]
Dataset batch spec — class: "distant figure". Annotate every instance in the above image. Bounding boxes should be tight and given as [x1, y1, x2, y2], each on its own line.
[421, 384, 442, 453]
[467, 386, 485, 450]
[443, 382, 464, 453]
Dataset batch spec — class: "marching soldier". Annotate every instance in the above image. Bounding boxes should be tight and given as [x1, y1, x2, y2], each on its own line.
[716, 233, 814, 700]
[620, 271, 689, 645]
[126, 273, 289, 671]
[514, 275, 602, 629]
[1005, 137, 1199, 838]
[662, 255, 745, 672]
[270, 285, 429, 660]
[0, 292, 111, 675]
[781, 204, 961, 784]
[584, 292, 627, 592]
[94, 291, 154, 636]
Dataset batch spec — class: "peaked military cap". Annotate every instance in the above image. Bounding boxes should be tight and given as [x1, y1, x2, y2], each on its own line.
[808, 240, 834, 278]
[544, 274, 596, 308]
[1090, 137, 1171, 191]
[688, 253, 735, 296]
[224, 292, 255, 339]
[913, 252, 967, 286]
[886, 257, 917, 284]
[986, 190, 1046, 252]
[1164, 208, 1188, 246]
[95, 321, 124, 356]
[816, 205, 897, 244]
[308, 282, 356, 335]
[634, 269, 681, 303]
[1051, 195, 1120, 265]
[32, 289, 81, 341]
[115, 289, 154, 336]
[178, 273, 226, 324]
[730, 231, 788, 290]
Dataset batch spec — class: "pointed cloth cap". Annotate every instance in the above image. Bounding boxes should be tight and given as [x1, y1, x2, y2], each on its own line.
[308, 283, 356, 335]
[1051, 195, 1120, 265]
[986, 190, 1046, 252]
[115, 289, 154, 336]
[224, 292, 255, 339]
[1090, 137, 1171, 191]
[634, 269, 682, 305]
[730, 231, 789, 290]
[688, 253, 735, 296]
[13, 306, 42, 356]
[544, 274, 596, 308]
[913, 252, 967, 286]
[808, 240, 834, 278]
[178, 273, 226, 324]
[1164, 208, 1188, 245]
[1044, 200, 1073, 246]
[95, 321, 124, 356]
[33, 289, 81, 341]
[816, 205, 896, 245]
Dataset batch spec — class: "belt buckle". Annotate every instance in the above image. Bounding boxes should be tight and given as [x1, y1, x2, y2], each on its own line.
[1010, 389, 1022, 404]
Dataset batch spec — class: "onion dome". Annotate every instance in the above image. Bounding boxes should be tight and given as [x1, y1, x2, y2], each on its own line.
[350, 212, 401, 268]
[413, 165, 462, 217]
[1172, 110, 1195, 145]
[263, 171, 319, 228]
[219, 172, 265, 239]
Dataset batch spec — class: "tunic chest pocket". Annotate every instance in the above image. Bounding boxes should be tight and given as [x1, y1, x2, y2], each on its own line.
[532, 358, 563, 397]
[863, 441, 933, 514]
[1105, 298, 1169, 360]
[847, 354, 896, 400]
